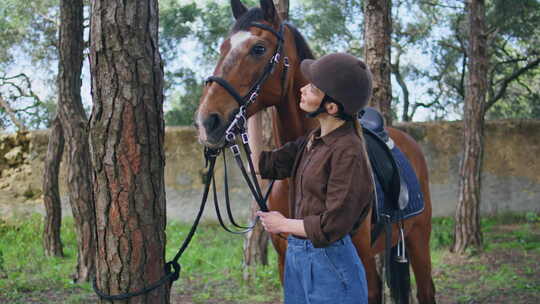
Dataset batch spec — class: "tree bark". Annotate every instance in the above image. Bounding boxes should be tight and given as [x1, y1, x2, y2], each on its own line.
[241, 0, 289, 281]
[89, 0, 169, 302]
[452, 0, 487, 254]
[43, 116, 65, 257]
[243, 109, 274, 281]
[364, 0, 393, 126]
[56, 0, 96, 283]
[274, 0, 289, 20]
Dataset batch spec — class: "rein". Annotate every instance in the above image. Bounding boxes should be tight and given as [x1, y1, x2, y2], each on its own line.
[94, 21, 288, 300]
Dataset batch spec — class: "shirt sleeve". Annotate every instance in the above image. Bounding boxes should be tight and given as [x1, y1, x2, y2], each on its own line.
[258, 136, 305, 180]
[303, 146, 373, 248]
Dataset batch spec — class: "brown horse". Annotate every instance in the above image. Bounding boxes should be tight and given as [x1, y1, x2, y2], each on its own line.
[195, 1, 436, 303]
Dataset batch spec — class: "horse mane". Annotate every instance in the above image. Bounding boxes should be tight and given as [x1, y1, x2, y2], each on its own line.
[231, 8, 315, 61]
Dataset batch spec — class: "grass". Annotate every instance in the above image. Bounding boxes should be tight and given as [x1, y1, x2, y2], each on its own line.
[0, 215, 281, 304]
[0, 212, 539, 303]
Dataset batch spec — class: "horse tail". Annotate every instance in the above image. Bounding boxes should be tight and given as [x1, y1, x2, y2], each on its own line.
[388, 246, 411, 304]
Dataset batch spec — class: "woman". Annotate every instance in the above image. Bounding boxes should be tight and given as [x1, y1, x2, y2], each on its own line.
[256, 53, 374, 304]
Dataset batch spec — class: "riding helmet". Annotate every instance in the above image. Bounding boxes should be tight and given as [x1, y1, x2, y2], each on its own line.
[300, 53, 373, 116]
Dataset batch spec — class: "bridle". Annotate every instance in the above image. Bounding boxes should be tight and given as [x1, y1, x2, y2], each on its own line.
[202, 21, 290, 216]
[205, 22, 289, 145]
[94, 21, 291, 300]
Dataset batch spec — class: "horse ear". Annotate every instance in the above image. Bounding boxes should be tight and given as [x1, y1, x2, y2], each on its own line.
[260, 0, 279, 24]
[231, 0, 248, 20]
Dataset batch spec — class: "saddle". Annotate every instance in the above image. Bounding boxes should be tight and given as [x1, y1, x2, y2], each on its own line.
[360, 108, 409, 215]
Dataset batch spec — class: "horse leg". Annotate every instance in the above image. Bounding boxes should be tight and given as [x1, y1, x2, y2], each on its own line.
[352, 210, 382, 304]
[406, 219, 436, 304]
[270, 234, 287, 283]
[268, 180, 290, 284]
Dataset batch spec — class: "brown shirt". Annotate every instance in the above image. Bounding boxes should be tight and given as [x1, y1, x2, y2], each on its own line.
[259, 122, 373, 248]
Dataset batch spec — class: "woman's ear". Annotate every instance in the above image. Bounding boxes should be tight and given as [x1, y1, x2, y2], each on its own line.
[325, 102, 339, 115]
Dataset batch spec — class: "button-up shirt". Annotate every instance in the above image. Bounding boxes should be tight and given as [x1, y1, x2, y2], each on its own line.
[259, 122, 373, 247]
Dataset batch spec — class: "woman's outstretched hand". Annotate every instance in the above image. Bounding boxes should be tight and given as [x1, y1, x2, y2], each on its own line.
[256, 211, 287, 234]
[256, 211, 307, 237]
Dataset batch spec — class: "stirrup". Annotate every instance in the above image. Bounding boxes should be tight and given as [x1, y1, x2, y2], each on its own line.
[395, 224, 408, 263]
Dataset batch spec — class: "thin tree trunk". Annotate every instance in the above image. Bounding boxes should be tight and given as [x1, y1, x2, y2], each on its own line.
[241, 0, 289, 281]
[452, 0, 487, 254]
[274, 0, 289, 20]
[364, 1, 394, 302]
[243, 109, 274, 281]
[56, 0, 96, 282]
[364, 0, 393, 126]
[89, 0, 169, 302]
[43, 116, 65, 257]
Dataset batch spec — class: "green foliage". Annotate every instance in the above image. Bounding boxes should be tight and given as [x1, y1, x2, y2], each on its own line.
[0, 215, 280, 303]
[0, 215, 90, 302]
[0, 0, 58, 68]
[290, 0, 363, 57]
[166, 221, 281, 303]
[0, 0, 58, 131]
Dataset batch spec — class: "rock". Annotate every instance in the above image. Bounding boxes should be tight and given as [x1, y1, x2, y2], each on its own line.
[4, 146, 23, 166]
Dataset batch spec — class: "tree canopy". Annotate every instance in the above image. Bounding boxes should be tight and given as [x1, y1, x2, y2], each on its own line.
[1, 0, 539, 130]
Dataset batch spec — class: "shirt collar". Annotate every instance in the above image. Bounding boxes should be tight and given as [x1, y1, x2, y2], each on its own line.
[311, 121, 355, 146]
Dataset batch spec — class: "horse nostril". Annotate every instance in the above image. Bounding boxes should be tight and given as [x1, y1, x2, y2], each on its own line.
[203, 113, 223, 134]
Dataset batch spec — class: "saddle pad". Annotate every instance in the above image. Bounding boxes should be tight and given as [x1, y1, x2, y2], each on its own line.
[374, 146, 425, 223]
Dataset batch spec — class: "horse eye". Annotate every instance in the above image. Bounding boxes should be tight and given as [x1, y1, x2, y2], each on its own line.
[251, 44, 266, 56]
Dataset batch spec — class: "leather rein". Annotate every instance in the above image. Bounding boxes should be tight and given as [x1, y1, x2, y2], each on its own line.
[94, 22, 290, 300]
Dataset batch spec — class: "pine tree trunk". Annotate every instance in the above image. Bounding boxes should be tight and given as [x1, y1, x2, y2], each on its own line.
[89, 0, 169, 302]
[364, 0, 393, 126]
[43, 116, 65, 257]
[452, 0, 487, 254]
[274, 0, 289, 20]
[365, 2, 394, 302]
[56, 0, 96, 282]
[243, 109, 274, 281]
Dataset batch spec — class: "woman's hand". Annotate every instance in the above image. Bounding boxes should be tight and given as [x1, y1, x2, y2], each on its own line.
[256, 211, 287, 234]
[256, 211, 307, 237]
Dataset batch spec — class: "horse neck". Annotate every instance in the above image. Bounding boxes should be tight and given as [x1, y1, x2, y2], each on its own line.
[272, 32, 317, 146]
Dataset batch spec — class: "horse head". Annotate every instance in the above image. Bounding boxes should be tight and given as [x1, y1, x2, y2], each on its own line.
[196, 0, 291, 148]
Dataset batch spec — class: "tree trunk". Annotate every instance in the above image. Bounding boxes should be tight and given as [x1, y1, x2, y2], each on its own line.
[56, 0, 96, 282]
[89, 0, 169, 302]
[364, 2, 394, 302]
[452, 0, 487, 254]
[274, 0, 289, 20]
[364, 0, 393, 126]
[43, 116, 65, 257]
[240, 0, 289, 281]
[243, 109, 275, 281]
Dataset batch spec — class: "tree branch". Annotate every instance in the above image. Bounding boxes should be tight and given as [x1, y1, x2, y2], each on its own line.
[486, 57, 540, 111]
[0, 94, 27, 131]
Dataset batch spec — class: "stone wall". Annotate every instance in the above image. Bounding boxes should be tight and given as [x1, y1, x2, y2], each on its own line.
[1, 120, 539, 221]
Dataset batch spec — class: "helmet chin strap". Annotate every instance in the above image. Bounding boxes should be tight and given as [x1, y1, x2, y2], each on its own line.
[306, 94, 333, 118]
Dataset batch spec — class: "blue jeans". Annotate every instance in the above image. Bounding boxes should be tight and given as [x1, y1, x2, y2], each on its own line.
[284, 235, 368, 304]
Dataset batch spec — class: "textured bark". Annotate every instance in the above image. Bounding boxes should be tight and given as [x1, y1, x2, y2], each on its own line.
[364, 0, 393, 126]
[43, 116, 65, 257]
[56, 0, 96, 283]
[274, 0, 289, 20]
[89, 0, 169, 302]
[452, 0, 487, 253]
[243, 109, 275, 281]
[242, 0, 289, 280]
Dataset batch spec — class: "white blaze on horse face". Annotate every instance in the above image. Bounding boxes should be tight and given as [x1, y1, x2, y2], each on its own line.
[230, 31, 253, 51]
[221, 31, 254, 72]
